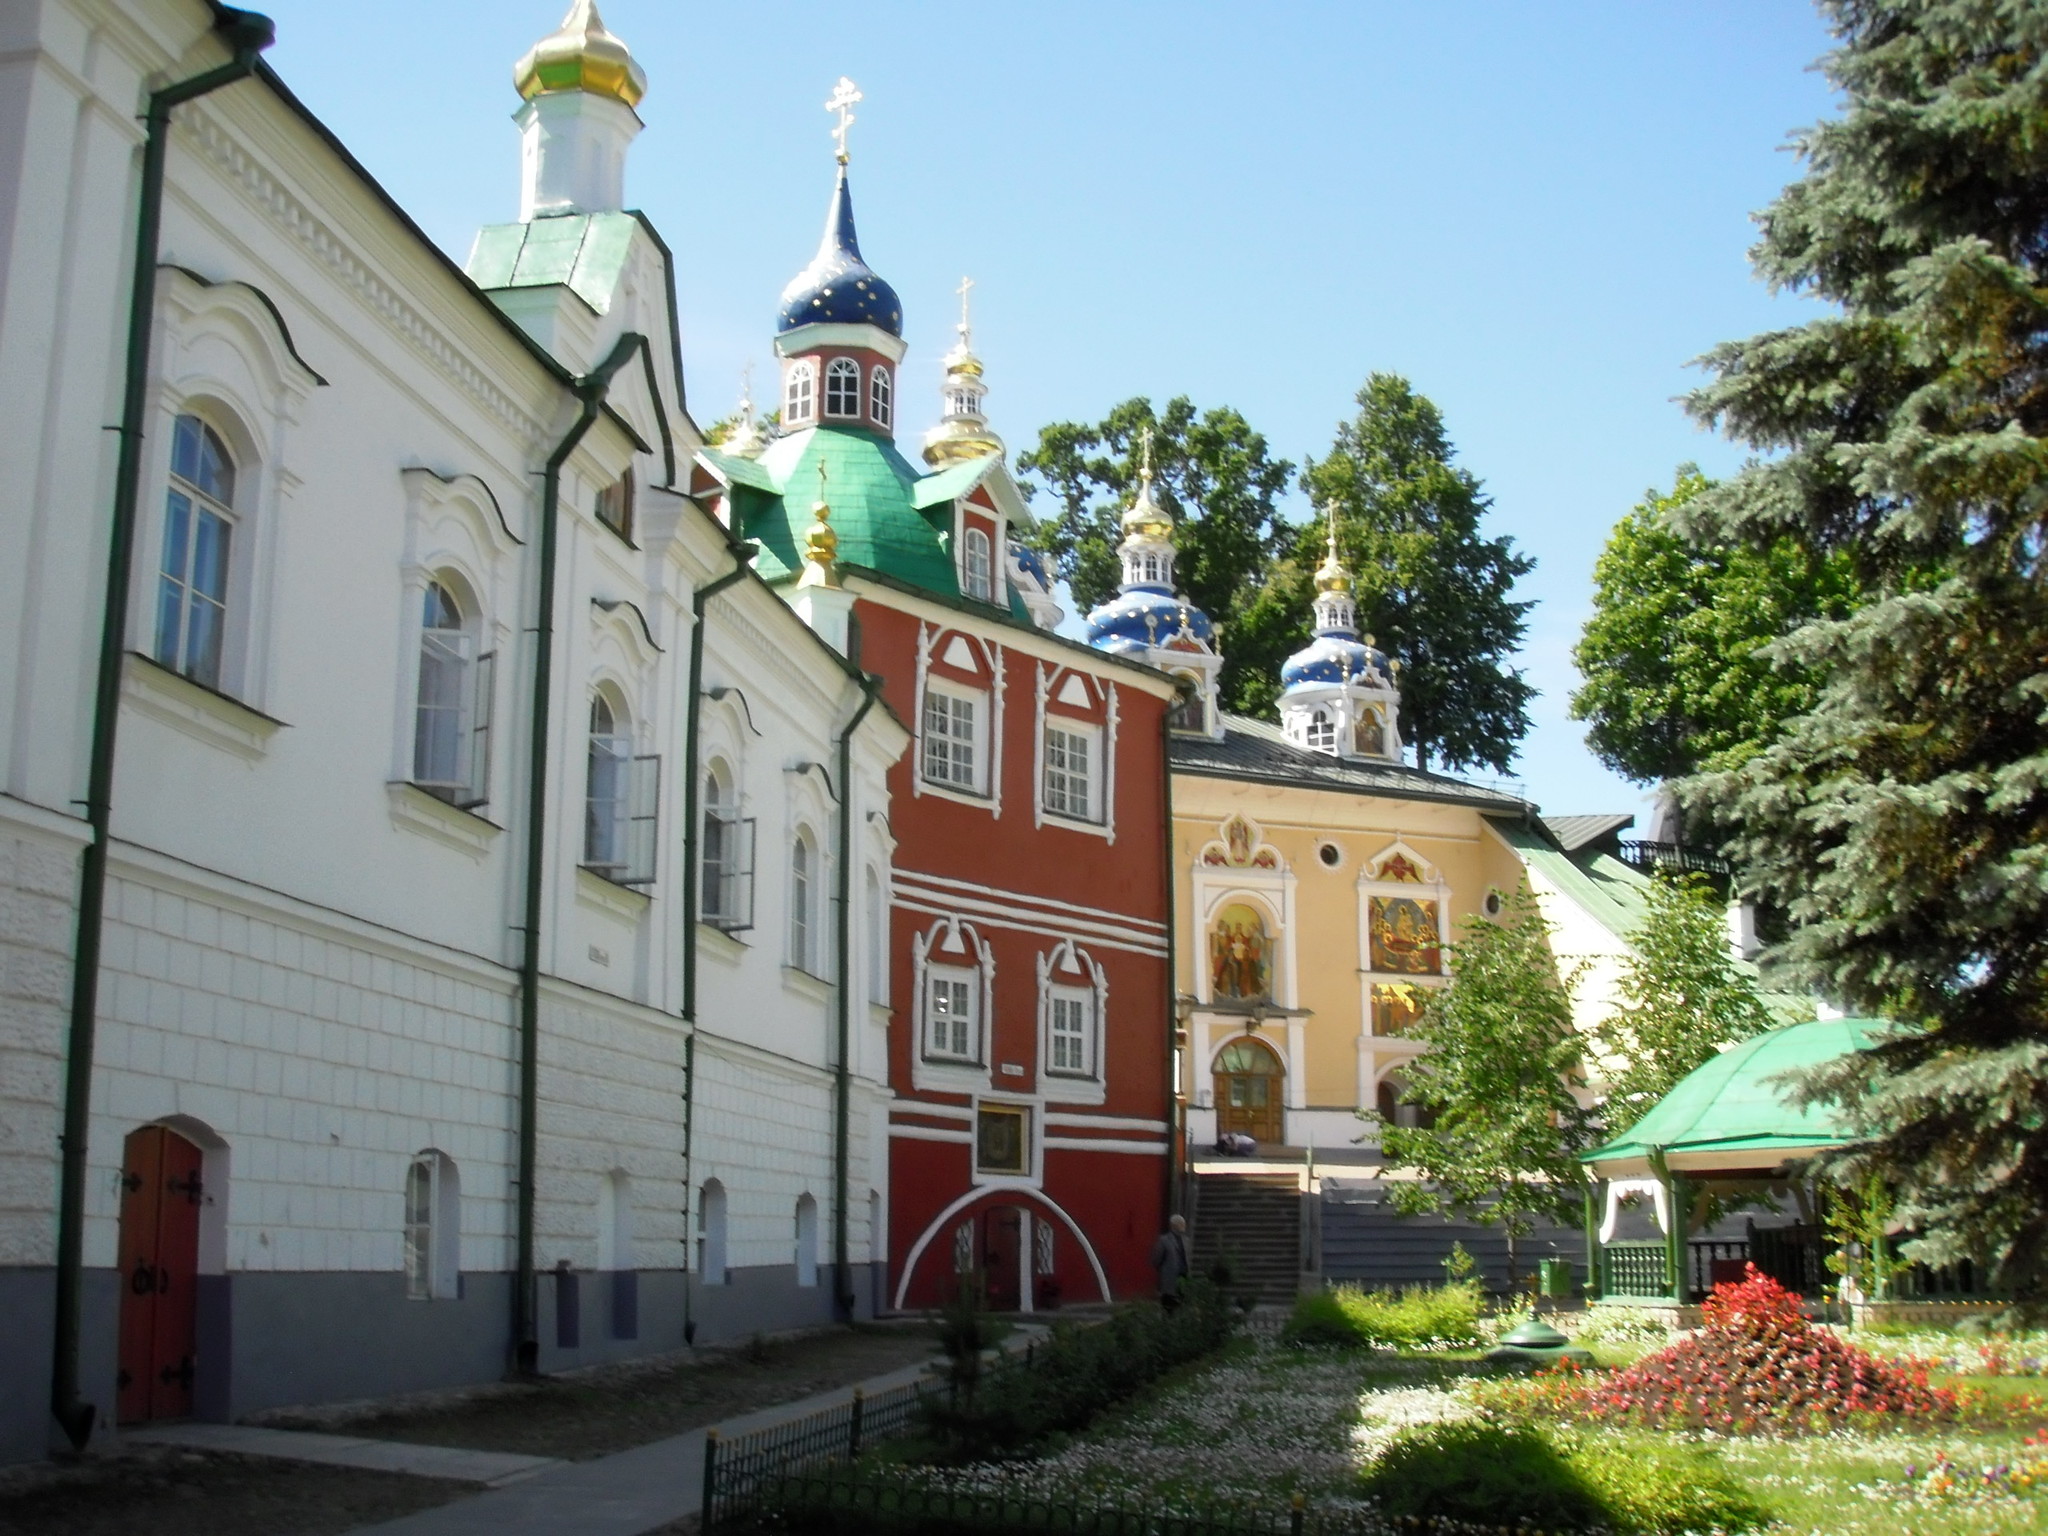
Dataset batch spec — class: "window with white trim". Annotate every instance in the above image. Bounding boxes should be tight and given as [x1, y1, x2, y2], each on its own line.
[921, 684, 985, 793]
[697, 1179, 727, 1284]
[789, 830, 818, 973]
[794, 1194, 819, 1287]
[1047, 986, 1094, 1076]
[1306, 706, 1336, 751]
[584, 690, 659, 885]
[155, 413, 237, 690]
[595, 467, 635, 541]
[404, 1150, 460, 1300]
[701, 762, 754, 931]
[925, 964, 978, 1061]
[961, 526, 993, 601]
[413, 578, 493, 809]
[870, 364, 892, 428]
[824, 357, 860, 418]
[1042, 721, 1099, 822]
[865, 867, 887, 1003]
[784, 361, 816, 425]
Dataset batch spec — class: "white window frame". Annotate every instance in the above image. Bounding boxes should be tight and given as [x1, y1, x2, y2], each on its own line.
[1048, 987, 1093, 1076]
[784, 360, 817, 425]
[924, 963, 979, 1062]
[824, 356, 861, 419]
[789, 829, 819, 974]
[697, 1179, 727, 1285]
[1036, 940, 1108, 1102]
[404, 1150, 460, 1301]
[794, 1194, 819, 1288]
[920, 681, 987, 796]
[412, 577, 494, 810]
[1041, 720, 1101, 824]
[869, 364, 893, 428]
[1306, 706, 1336, 751]
[154, 412, 239, 693]
[960, 526, 994, 602]
[701, 762, 755, 933]
[584, 690, 660, 886]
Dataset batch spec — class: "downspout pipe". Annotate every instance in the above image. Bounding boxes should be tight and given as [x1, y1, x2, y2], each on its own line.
[677, 537, 755, 1346]
[51, 8, 274, 1453]
[1160, 698, 1181, 1223]
[831, 672, 883, 1320]
[513, 331, 649, 1375]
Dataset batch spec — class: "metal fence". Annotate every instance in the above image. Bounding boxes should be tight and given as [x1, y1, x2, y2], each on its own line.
[702, 1377, 931, 1528]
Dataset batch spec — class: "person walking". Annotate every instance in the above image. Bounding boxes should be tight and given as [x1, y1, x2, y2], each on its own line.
[1150, 1213, 1190, 1310]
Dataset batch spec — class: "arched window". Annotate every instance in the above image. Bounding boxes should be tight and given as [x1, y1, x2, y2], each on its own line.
[961, 527, 993, 602]
[698, 1179, 727, 1284]
[598, 1169, 633, 1272]
[869, 364, 893, 428]
[1208, 902, 1272, 1001]
[404, 1150, 460, 1300]
[1376, 1073, 1438, 1131]
[584, 688, 656, 884]
[155, 413, 237, 690]
[865, 867, 887, 1004]
[1168, 672, 1207, 734]
[789, 831, 818, 973]
[784, 360, 816, 425]
[413, 577, 492, 808]
[1306, 706, 1336, 751]
[794, 1193, 819, 1287]
[701, 760, 754, 931]
[824, 357, 860, 418]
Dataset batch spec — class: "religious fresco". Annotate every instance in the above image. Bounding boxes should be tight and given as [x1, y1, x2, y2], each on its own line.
[1371, 982, 1427, 1035]
[1376, 852, 1424, 883]
[1200, 812, 1281, 869]
[1209, 903, 1272, 1000]
[1369, 895, 1441, 974]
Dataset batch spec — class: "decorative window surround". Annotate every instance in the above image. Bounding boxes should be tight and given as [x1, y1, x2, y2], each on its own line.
[1037, 939, 1107, 1107]
[1355, 839, 1452, 1048]
[911, 915, 995, 1096]
[121, 651, 287, 761]
[385, 780, 503, 858]
[1032, 665, 1117, 841]
[912, 623, 1004, 816]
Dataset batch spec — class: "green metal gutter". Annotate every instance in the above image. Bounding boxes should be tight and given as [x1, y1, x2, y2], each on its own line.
[50, 6, 275, 1452]
[677, 536, 756, 1345]
[832, 669, 884, 1319]
[513, 331, 649, 1374]
[1161, 696, 1182, 1220]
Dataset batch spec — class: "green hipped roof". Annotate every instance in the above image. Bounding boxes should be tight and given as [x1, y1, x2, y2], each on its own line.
[1583, 1016, 1893, 1173]
[466, 212, 639, 314]
[704, 429, 1029, 620]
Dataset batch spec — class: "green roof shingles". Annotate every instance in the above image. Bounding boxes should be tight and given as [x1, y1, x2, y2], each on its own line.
[466, 212, 639, 315]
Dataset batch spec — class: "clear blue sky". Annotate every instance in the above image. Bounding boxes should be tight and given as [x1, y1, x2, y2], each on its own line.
[253, 0, 1839, 819]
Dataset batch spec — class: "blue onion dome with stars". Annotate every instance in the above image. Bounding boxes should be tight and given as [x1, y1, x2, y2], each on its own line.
[1083, 442, 1216, 656]
[1009, 542, 1050, 588]
[1279, 525, 1395, 690]
[777, 163, 902, 336]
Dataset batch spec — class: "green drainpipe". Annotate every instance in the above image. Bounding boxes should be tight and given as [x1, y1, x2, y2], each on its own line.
[50, 7, 274, 1452]
[831, 672, 883, 1320]
[513, 332, 649, 1374]
[1160, 699, 1181, 1222]
[677, 537, 755, 1345]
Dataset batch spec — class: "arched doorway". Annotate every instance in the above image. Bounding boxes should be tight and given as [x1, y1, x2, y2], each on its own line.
[1213, 1037, 1284, 1144]
[117, 1124, 204, 1424]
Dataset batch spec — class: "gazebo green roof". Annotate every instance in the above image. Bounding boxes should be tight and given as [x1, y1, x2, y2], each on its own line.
[1583, 1017, 1892, 1178]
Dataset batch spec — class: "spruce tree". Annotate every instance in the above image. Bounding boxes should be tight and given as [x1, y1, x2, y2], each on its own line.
[1379, 883, 1592, 1291]
[1679, 0, 2048, 1297]
[1300, 375, 1536, 775]
[1595, 874, 1777, 1137]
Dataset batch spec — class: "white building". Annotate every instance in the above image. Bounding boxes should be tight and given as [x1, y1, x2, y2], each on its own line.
[0, 0, 906, 1462]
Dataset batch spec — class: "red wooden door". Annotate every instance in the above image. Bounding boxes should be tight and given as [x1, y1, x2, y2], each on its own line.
[116, 1125, 202, 1424]
[981, 1207, 1022, 1310]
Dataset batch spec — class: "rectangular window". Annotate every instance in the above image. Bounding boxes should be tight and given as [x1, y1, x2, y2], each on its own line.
[585, 749, 660, 886]
[975, 1104, 1029, 1176]
[595, 469, 635, 541]
[921, 687, 982, 793]
[1048, 990, 1092, 1075]
[926, 968, 976, 1060]
[1042, 723, 1098, 821]
[155, 490, 232, 690]
[701, 812, 756, 932]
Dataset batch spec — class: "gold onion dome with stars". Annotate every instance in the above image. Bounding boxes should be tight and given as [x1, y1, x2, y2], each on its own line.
[1314, 533, 1352, 594]
[515, 0, 647, 109]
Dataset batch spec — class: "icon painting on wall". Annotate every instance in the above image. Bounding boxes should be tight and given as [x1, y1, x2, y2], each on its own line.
[1369, 896, 1441, 975]
[1209, 903, 1271, 1000]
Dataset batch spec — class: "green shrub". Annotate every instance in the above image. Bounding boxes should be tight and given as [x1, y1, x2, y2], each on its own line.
[918, 1280, 1233, 1460]
[1281, 1281, 1482, 1351]
[1360, 1419, 1768, 1534]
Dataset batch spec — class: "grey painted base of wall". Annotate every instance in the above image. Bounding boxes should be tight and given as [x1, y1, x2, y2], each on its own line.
[2, 1260, 877, 1466]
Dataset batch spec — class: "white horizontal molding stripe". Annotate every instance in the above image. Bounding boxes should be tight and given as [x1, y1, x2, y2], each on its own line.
[894, 869, 1167, 937]
[1043, 1113, 1170, 1133]
[889, 1124, 974, 1144]
[892, 1102, 975, 1123]
[892, 897, 1167, 958]
[1043, 1136, 1167, 1156]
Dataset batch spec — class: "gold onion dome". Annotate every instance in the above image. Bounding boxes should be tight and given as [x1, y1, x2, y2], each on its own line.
[515, 0, 647, 109]
[1314, 516, 1352, 593]
[1121, 435, 1174, 542]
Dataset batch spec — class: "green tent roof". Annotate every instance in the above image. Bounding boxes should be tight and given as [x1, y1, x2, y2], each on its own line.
[1583, 1016, 1892, 1175]
[467, 213, 639, 315]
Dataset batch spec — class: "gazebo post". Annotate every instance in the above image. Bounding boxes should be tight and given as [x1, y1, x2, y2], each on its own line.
[1581, 1181, 1602, 1301]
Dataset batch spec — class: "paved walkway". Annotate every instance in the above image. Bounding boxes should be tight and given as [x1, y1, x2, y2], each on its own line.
[342, 1353, 948, 1536]
[124, 1422, 559, 1487]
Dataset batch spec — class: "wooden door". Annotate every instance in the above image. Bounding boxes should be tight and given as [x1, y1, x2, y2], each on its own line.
[981, 1207, 1022, 1310]
[117, 1125, 202, 1424]
[1213, 1039, 1284, 1144]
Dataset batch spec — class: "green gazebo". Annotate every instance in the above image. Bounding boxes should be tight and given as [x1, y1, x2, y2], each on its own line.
[1579, 1017, 1889, 1306]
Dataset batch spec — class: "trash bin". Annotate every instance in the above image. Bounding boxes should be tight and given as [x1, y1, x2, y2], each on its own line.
[1538, 1258, 1576, 1300]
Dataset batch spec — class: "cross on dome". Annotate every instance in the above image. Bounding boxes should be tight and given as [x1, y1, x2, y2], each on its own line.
[955, 275, 975, 347]
[826, 77, 862, 163]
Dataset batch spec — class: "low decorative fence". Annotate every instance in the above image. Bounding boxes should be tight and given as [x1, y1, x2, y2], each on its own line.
[702, 1378, 930, 1528]
[1599, 1240, 1669, 1299]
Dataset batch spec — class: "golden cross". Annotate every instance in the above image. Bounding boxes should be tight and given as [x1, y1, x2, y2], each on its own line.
[825, 77, 862, 163]
[1140, 426, 1155, 485]
[956, 275, 975, 344]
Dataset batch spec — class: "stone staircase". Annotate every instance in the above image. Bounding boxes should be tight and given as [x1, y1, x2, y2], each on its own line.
[1190, 1172, 1303, 1304]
